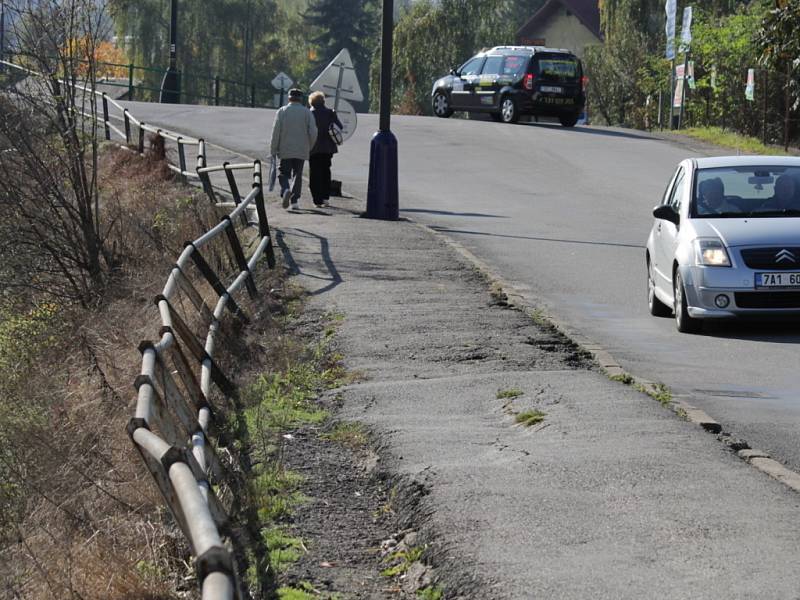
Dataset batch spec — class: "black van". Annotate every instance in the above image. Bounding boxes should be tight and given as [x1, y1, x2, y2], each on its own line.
[431, 46, 586, 126]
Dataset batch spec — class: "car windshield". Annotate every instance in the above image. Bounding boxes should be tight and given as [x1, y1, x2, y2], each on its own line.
[535, 55, 579, 82]
[693, 166, 800, 218]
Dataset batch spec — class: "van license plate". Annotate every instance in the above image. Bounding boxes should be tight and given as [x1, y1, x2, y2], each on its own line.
[540, 86, 563, 93]
[756, 272, 800, 288]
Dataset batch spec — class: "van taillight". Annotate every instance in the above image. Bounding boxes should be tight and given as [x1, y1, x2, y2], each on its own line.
[581, 76, 588, 91]
[525, 73, 535, 90]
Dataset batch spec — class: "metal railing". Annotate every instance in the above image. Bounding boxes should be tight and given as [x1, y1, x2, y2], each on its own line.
[2, 57, 277, 599]
[5, 51, 283, 108]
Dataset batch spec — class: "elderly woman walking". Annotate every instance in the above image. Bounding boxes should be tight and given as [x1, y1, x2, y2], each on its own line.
[308, 92, 344, 208]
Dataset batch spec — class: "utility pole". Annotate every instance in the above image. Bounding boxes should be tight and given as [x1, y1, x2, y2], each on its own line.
[1, 0, 6, 74]
[159, 0, 181, 103]
[365, 0, 398, 220]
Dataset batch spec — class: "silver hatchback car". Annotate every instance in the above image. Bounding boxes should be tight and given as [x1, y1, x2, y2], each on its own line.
[646, 156, 800, 333]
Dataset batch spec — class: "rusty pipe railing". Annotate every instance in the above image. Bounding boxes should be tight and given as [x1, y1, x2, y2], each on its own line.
[2, 57, 277, 599]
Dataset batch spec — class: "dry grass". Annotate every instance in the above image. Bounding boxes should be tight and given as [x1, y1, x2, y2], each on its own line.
[0, 144, 269, 600]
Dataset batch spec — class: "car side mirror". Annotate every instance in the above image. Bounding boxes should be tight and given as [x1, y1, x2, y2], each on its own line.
[653, 204, 680, 226]
[450, 67, 459, 76]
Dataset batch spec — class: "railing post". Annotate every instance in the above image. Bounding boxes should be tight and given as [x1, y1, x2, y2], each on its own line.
[102, 93, 111, 140]
[138, 121, 146, 154]
[124, 109, 131, 144]
[128, 63, 135, 100]
[223, 162, 241, 205]
[224, 218, 258, 299]
[214, 76, 220, 106]
[252, 161, 276, 269]
[177, 137, 188, 184]
[250, 84, 256, 108]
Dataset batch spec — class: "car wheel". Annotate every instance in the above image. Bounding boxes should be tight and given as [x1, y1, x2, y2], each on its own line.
[500, 96, 519, 124]
[673, 270, 701, 333]
[559, 113, 579, 127]
[432, 91, 453, 118]
[647, 258, 671, 317]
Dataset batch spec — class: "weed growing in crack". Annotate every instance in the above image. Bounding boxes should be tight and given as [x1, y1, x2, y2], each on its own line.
[381, 546, 424, 577]
[636, 382, 672, 406]
[497, 387, 524, 399]
[418, 586, 445, 600]
[610, 373, 634, 385]
[515, 410, 547, 427]
[322, 422, 369, 450]
[262, 527, 306, 573]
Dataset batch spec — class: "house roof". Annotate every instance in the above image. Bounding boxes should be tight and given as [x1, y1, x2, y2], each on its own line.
[517, 0, 602, 42]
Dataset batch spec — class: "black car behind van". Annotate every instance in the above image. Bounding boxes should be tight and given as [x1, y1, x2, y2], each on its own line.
[431, 46, 586, 126]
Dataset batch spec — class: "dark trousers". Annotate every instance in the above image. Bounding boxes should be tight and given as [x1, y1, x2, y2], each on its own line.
[279, 158, 304, 202]
[309, 153, 333, 205]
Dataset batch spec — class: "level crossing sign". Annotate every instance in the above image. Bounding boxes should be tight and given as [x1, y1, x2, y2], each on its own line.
[309, 49, 363, 142]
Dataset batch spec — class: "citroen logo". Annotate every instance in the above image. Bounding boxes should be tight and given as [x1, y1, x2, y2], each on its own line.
[775, 249, 797, 263]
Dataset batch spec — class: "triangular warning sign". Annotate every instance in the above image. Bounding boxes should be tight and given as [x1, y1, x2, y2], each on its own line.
[309, 48, 364, 103]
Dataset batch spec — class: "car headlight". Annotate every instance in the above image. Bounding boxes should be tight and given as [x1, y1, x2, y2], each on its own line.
[694, 238, 731, 267]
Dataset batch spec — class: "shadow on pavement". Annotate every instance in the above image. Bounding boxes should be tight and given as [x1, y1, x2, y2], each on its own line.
[402, 208, 508, 218]
[703, 318, 800, 343]
[276, 229, 342, 295]
[430, 225, 644, 249]
[521, 121, 656, 141]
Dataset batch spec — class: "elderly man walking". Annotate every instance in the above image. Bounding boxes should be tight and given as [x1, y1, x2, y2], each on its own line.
[270, 88, 318, 211]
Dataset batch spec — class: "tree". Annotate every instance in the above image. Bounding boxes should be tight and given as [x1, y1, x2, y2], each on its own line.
[375, 0, 546, 116]
[304, 0, 379, 110]
[0, 0, 117, 305]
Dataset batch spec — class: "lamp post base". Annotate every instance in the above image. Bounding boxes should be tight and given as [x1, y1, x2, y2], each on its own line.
[160, 68, 181, 104]
[365, 130, 399, 220]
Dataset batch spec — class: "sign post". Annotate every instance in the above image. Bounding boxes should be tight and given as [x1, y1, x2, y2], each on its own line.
[677, 6, 692, 129]
[271, 72, 293, 107]
[665, 0, 677, 129]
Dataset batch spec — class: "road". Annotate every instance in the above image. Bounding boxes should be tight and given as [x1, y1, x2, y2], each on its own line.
[123, 101, 800, 472]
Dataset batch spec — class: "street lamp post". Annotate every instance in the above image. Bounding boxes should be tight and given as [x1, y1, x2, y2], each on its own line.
[365, 0, 398, 220]
[159, 0, 181, 103]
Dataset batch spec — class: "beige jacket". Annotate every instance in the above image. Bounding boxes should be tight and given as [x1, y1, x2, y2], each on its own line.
[269, 102, 318, 160]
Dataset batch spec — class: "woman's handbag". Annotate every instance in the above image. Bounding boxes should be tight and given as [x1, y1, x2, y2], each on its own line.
[328, 122, 343, 146]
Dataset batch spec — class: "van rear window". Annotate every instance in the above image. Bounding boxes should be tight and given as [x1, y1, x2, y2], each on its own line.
[536, 57, 579, 81]
[502, 56, 528, 77]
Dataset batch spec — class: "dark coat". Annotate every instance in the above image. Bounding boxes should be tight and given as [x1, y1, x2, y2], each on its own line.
[310, 105, 344, 156]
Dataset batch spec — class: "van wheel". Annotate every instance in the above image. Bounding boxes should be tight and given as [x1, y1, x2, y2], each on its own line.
[559, 113, 579, 127]
[432, 91, 453, 118]
[500, 96, 519, 124]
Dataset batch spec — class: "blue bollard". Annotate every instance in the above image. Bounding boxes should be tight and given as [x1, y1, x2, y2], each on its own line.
[365, 130, 399, 220]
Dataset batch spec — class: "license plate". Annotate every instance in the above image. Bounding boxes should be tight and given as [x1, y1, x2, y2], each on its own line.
[540, 85, 563, 93]
[756, 272, 800, 288]
[540, 97, 573, 105]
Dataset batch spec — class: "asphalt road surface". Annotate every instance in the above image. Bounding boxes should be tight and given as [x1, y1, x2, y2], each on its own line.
[123, 102, 800, 472]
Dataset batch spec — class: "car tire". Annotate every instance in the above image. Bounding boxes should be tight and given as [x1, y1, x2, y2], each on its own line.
[673, 270, 702, 333]
[647, 258, 671, 317]
[500, 96, 519, 124]
[432, 91, 453, 118]
[559, 113, 579, 127]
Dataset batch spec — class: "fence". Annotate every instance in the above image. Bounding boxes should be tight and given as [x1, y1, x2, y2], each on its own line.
[648, 65, 799, 151]
[5, 51, 284, 108]
[2, 58, 278, 599]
